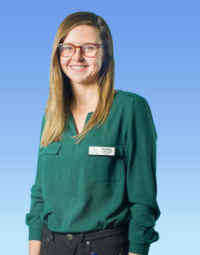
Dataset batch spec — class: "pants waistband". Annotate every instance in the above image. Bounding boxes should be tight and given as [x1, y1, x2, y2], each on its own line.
[44, 221, 129, 243]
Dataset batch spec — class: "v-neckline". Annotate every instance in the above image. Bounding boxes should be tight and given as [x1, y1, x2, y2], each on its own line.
[68, 90, 121, 136]
[70, 111, 94, 136]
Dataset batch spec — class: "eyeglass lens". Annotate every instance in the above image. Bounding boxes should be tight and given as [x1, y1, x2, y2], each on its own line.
[59, 44, 97, 57]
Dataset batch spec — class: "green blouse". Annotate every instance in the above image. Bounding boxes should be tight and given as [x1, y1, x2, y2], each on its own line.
[25, 90, 161, 255]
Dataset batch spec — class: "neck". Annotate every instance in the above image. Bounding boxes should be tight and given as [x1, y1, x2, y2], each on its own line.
[70, 83, 99, 114]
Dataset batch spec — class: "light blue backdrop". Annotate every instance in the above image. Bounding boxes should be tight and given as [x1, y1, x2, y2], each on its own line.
[0, 1, 199, 254]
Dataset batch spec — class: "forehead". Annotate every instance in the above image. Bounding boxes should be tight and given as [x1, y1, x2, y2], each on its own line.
[63, 25, 101, 44]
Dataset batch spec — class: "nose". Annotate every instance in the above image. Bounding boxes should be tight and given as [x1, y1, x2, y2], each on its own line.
[72, 47, 84, 61]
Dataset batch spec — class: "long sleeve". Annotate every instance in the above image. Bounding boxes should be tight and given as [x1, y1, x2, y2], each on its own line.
[125, 96, 161, 255]
[25, 114, 45, 240]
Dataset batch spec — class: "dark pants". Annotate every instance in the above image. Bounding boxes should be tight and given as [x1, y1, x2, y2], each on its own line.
[40, 222, 130, 255]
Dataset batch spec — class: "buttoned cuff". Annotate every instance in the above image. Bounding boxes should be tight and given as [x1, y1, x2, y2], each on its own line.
[128, 241, 150, 255]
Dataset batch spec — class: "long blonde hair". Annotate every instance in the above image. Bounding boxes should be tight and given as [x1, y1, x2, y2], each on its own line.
[40, 11, 115, 147]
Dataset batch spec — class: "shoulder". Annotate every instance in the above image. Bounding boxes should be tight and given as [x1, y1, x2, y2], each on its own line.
[116, 89, 147, 100]
[117, 90, 157, 137]
[116, 90, 150, 109]
[42, 112, 46, 126]
[40, 112, 46, 133]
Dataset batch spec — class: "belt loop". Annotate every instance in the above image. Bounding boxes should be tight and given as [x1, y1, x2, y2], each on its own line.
[81, 232, 85, 243]
[51, 231, 54, 242]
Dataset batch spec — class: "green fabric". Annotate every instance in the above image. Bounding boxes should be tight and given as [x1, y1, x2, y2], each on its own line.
[25, 90, 161, 255]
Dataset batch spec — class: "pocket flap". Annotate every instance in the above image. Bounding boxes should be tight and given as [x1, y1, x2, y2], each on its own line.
[40, 143, 62, 155]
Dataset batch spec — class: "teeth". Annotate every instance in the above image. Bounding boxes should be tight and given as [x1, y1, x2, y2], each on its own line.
[71, 66, 87, 70]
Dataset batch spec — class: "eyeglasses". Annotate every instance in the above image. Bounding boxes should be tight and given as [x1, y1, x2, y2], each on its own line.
[57, 43, 106, 58]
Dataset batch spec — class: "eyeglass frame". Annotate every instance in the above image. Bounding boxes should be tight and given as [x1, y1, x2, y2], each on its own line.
[57, 43, 106, 58]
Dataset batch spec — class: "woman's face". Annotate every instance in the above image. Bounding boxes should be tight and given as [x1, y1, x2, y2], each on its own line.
[59, 25, 106, 86]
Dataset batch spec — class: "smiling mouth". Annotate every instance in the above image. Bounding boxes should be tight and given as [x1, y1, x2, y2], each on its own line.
[70, 66, 88, 70]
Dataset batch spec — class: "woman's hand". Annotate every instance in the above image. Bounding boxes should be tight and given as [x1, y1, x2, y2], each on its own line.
[128, 253, 141, 255]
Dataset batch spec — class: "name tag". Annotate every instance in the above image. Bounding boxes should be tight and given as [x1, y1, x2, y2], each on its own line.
[88, 146, 115, 156]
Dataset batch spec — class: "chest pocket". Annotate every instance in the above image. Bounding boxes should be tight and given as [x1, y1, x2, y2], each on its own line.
[40, 143, 62, 180]
[85, 144, 124, 182]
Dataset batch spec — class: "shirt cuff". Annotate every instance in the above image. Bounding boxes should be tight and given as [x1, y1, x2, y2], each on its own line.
[128, 241, 150, 255]
[29, 225, 44, 241]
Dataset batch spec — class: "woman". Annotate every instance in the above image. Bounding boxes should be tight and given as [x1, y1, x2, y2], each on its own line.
[25, 11, 161, 255]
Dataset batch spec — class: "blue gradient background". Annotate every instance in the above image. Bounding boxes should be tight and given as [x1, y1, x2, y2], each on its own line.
[0, 1, 199, 254]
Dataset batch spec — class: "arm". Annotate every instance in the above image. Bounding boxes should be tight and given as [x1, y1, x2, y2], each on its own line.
[25, 114, 46, 252]
[125, 96, 161, 255]
[29, 240, 42, 255]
